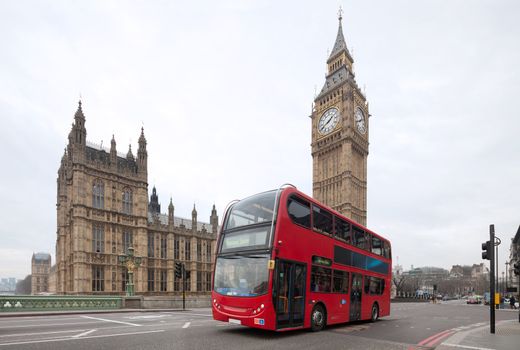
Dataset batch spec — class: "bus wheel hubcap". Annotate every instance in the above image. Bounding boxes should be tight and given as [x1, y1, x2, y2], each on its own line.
[313, 310, 323, 325]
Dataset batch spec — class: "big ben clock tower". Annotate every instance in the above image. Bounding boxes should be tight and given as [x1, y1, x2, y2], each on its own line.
[311, 9, 369, 226]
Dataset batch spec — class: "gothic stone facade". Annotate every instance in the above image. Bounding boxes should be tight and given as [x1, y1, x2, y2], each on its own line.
[56, 102, 218, 295]
[311, 14, 369, 226]
[31, 252, 51, 294]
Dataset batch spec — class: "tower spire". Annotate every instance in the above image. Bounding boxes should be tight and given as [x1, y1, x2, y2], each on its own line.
[327, 8, 353, 66]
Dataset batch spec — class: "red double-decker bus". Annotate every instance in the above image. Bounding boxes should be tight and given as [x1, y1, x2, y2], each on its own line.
[212, 185, 391, 331]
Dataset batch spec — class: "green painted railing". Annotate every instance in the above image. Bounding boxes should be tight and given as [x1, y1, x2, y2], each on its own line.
[0, 295, 122, 312]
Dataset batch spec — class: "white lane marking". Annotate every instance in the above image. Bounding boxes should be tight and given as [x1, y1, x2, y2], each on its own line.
[164, 312, 212, 317]
[0, 330, 165, 347]
[72, 329, 97, 338]
[0, 329, 89, 338]
[182, 322, 191, 329]
[126, 315, 170, 320]
[441, 343, 496, 350]
[81, 315, 141, 327]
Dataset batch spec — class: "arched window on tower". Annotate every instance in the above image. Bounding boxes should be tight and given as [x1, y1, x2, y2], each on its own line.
[92, 224, 105, 253]
[92, 180, 104, 209]
[122, 188, 133, 214]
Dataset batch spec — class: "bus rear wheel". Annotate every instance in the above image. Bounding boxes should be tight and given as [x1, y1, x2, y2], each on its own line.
[310, 305, 326, 332]
[370, 304, 379, 322]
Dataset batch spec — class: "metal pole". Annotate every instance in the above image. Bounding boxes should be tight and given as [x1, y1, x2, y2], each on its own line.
[505, 262, 508, 292]
[496, 243, 499, 303]
[490, 224, 495, 334]
[182, 263, 186, 311]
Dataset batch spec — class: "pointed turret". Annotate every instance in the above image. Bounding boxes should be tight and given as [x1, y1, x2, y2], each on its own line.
[67, 100, 87, 161]
[126, 144, 134, 161]
[168, 198, 174, 227]
[110, 135, 117, 164]
[148, 186, 161, 215]
[192, 204, 197, 232]
[137, 127, 147, 175]
[210, 204, 218, 235]
[73, 100, 86, 144]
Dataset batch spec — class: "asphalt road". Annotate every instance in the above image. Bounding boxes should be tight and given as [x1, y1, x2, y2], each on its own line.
[0, 301, 517, 350]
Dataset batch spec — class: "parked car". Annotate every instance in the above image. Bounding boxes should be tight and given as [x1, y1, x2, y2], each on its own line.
[467, 296, 482, 304]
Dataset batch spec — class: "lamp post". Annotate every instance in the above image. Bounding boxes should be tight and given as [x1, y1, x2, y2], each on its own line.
[118, 246, 142, 296]
[505, 261, 510, 292]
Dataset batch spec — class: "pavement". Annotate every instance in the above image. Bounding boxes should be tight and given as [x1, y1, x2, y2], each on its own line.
[436, 317, 520, 350]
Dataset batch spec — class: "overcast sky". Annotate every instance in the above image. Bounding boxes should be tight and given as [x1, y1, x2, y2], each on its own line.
[1, 0, 519, 280]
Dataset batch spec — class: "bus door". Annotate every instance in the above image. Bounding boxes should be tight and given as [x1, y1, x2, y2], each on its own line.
[274, 260, 306, 328]
[350, 273, 362, 321]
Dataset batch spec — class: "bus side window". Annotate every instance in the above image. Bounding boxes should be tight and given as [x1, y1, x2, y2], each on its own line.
[312, 205, 333, 235]
[352, 226, 367, 250]
[364, 276, 370, 294]
[287, 196, 311, 228]
[383, 241, 391, 259]
[371, 236, 382, 255]
[311, 265, 331, 293]
[364, 276, 384, 295]
[333, 270, 349, 293]
[335, 217, 351, 244]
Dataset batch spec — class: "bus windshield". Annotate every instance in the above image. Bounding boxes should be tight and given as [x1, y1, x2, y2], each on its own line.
[224, 191, 277, 231]
[214, 253, 269, 297]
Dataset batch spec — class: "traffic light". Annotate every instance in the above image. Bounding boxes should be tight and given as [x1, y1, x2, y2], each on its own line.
[175, 262, 182, 279]
[185, 270, 191, 280]
[514, 261, 520, 276]
[482, 241, 492, 260]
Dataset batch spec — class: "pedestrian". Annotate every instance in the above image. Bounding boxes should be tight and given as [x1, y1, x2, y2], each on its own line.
[510, 295, 516, 310]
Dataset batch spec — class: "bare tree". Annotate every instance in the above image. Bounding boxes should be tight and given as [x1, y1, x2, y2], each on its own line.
[393, 273, 408, 296]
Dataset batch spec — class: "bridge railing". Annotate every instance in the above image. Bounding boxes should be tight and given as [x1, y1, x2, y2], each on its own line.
[0, 295, 122, 312]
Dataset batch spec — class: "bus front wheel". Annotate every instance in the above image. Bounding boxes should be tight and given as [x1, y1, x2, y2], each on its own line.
[370, 303, 379, 322]
[310, 305, 326, 332]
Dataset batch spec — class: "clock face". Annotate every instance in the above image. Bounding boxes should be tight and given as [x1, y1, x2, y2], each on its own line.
[318, 107, 340, 135]
[354, 107, 366, 134]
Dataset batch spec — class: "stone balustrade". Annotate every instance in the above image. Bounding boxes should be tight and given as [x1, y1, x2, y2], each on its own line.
[0, 295, 122, 312]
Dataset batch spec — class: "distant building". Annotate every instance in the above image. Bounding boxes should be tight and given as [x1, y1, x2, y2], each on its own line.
[31, 253, 51, 294]
[450, 264, 482, 279]
[0, 278, 17, 294]
[55, 102, 218, 295]
[471, 263, 488, 279]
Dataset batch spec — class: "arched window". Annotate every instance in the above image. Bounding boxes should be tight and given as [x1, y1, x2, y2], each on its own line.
[122, 188, 133, 214]
[92, 181, 104, 209]
[92, 224, 105, 253]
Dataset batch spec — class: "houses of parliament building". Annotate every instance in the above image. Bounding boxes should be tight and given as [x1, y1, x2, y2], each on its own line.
[55, 101, 218, 295]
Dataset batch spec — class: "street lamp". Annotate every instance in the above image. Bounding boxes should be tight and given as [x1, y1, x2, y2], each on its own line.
[118, 246, 142, 296]
[494, 236, 501, 294]
[505, 261, 510, 292]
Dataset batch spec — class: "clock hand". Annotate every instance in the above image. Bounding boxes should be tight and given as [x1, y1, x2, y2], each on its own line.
[325, 115, 333, 126]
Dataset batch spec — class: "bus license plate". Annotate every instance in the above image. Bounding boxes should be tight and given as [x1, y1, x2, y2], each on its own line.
[229, 318, 241, 325]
